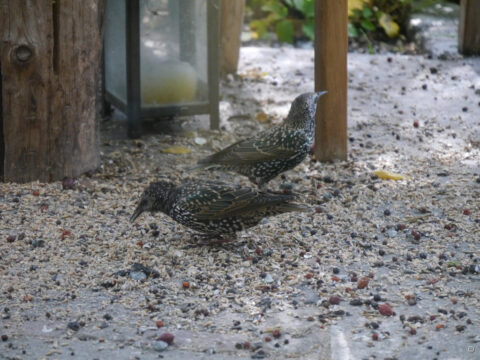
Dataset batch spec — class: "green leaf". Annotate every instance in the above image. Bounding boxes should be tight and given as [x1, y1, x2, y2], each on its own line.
[362, 7, 373, 18]
[250, 19, 269, 39]
[302, 20, 315, 40]
[291, 0, 305, 12]
[348, 23, 359, 38]
[302, 0, 315, 18]
[352, 8, 363, 18]
[262, 2, 288, 19]
[360, 19, 375, 32]
[275, 19, 294, 43]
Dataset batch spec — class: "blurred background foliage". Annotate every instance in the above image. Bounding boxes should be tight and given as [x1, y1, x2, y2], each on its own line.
[245, 0, 459, 44]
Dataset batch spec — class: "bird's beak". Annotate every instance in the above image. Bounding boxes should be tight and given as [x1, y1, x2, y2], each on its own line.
[130, 204, 143, 223]
[315, 90, 327, 101]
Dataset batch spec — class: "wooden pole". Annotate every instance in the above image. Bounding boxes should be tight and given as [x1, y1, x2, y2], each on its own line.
[220, 0, 245, 75]
[458, 0, 480, 55]
[0, 0, 104, 182]
[314, 0, 348, 161]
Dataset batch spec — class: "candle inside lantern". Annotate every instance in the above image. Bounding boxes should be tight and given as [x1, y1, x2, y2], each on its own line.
[141, 58, 198, 105]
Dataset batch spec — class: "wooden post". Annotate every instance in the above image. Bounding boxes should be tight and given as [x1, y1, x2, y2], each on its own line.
[220, 0, 245, 75]
[459, 0, 480, 55]
[314, 0, 348, 161]
[0, 0, 105, 182]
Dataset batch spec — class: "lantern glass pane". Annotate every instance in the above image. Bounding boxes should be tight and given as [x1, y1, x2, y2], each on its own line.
[104, 0, 127, 102]
[140, 0, 208, 107]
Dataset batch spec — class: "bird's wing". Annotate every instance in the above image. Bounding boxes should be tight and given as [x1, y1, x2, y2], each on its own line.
[177, 183, 294, 220]
[199, 129, 305, 166]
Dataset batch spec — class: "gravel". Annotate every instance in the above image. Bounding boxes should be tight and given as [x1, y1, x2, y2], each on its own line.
[0, 46, 479, 359]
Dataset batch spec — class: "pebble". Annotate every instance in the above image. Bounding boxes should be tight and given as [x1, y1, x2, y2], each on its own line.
[67, 321, 80, 331]
[329, 296, 342, 305]
[357, 277, 370, 289]
[153, 340, 169, 352]
[1, 334, 8, 342]
[350, 299, 363, 306]
[158, 332, 174, 345]
[378, 303, 393, 316]
[31, 239, 45, 248]
[264, 274, 274, 283]
[386, 229, 397, 238]
[129, 271, 147, 281]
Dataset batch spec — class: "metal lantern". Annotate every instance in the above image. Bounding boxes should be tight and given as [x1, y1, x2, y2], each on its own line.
[104, 0, 220, 138]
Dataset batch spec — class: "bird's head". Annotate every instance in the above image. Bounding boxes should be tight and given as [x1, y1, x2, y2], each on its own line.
[130, 181, 176, 222]
[284, 91, 327, 130]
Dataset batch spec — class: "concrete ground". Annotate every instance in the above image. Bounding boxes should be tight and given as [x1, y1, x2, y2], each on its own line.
[1, 8, 479, 360]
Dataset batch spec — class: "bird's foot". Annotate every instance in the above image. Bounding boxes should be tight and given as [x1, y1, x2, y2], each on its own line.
[190, 233, 236, 246]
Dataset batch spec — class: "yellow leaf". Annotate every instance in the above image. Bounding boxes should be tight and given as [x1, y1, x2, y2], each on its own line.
[375, 170, 407, 181]
[378, 13, 400, 38]
[162, 146, 192, 155]
[348, 0, 370, 16]
[255, 111, 269, 123]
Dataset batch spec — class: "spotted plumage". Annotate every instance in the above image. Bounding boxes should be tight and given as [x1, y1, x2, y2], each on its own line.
[196, 91, 326, 186]
[130, 180, 309, 237]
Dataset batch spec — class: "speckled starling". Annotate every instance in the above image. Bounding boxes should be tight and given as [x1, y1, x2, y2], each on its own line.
[196, 91, 326, 186]
[130, 180, 309, 237]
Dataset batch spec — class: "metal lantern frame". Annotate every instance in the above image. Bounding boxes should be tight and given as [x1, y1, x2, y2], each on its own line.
[104, 0, 220, 138]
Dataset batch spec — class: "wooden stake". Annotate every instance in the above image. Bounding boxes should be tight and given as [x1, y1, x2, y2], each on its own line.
[220, 0, 245, 75]
[314, 0, 348, 161]
[459, 0, 480, 55]
[0, 0, 104, 182]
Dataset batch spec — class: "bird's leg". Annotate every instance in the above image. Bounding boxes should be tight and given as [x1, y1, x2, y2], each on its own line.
[190, 233, 234, 246]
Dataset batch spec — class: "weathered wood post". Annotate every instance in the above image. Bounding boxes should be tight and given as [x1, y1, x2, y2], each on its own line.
[220, 0, 245, 75]
[0, 0, 105, 183]
[458, 0, 480, 55]
[314, 0, 348, 161]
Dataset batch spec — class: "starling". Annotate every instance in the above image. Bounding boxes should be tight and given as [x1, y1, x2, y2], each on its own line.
[130, 180, 309, 237]
[195, 91, 326, 186]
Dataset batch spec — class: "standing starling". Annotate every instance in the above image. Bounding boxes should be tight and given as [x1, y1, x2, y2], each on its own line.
[195, 91, 326, 186]
[130, 180, 309, 237]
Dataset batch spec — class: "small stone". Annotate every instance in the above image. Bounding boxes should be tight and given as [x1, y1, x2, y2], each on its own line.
[6, 235, 15, 243]
[378, 303, 393, 316]
[372, 332, 379, 341]
[413, 120, 419, 128]
[407, 297, 417, 306]
[264, 336, 271, 342]
[462, 107, 468, 112]
[67, 321, 80, 331]
[357, 277, 370, 289]
[156, 320, 164, 328]
[153, 340, 169, 352]
[272, 329, 281, 339]
[158, 332, 174, 345]
[264, 274, 274, 283]
[1, 334, 8, 342]
[456, 325, 466, 332]
[62, 177, 76, 190]
[463, 209, 471, 215]
[409, 328, 417, 335]
[103, 314, 112, 321]
[31, 239, 45, 248]
[384, 209, 391, 216]
[386, 229, 397, 238]
[332, 267, 340, 274]
[129, 271, 147, 281]
[350, 299, 363, 306]
[182, 281, 190, 289]
[329, 296, 341, 305]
